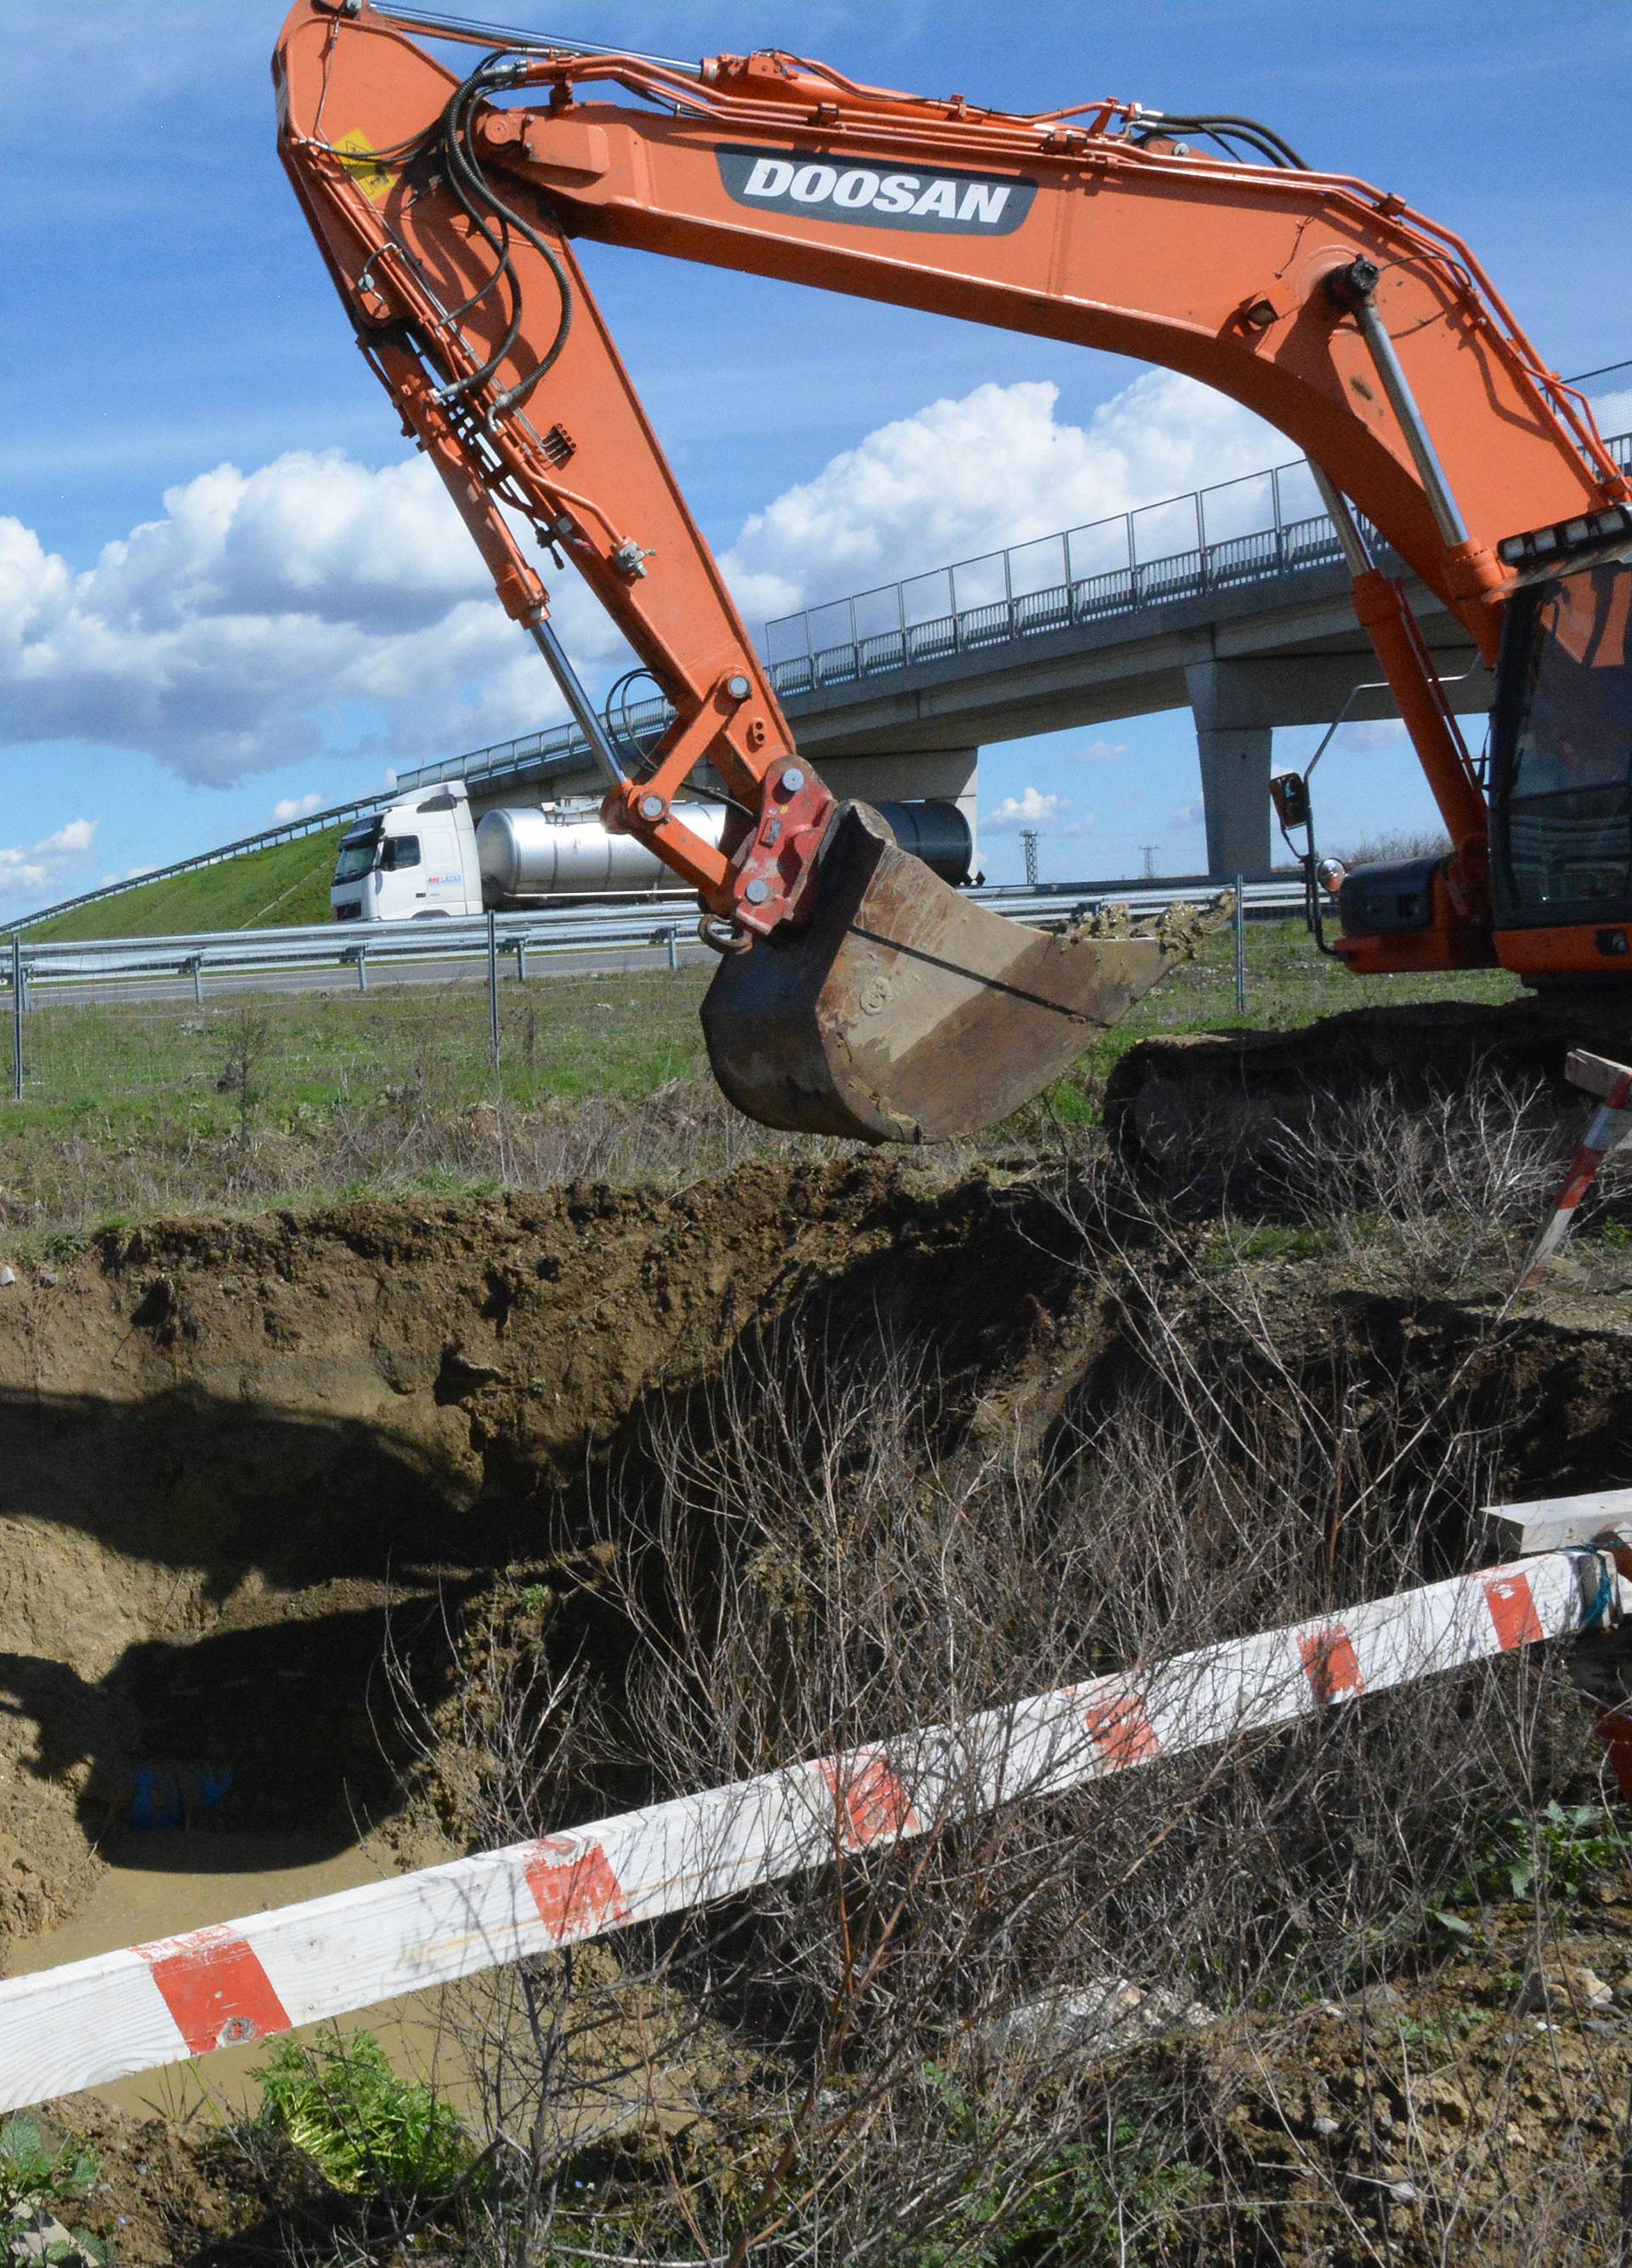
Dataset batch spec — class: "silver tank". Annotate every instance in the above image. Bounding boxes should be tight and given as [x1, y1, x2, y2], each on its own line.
[477, 795, 972, 902]
[477, 800, 730, 900]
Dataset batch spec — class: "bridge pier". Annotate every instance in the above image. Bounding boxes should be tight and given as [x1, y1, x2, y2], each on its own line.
[1185, 660, 1275, 880]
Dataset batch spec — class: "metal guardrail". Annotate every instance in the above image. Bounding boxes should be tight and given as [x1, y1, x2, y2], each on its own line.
[5, 880, 1308, 1004]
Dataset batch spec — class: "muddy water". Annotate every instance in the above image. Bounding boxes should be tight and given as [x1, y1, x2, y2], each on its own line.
[10, 1830, 471, 2120]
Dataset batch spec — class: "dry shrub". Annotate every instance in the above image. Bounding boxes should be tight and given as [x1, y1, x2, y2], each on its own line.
[1259, 1069, 1563, 1275]
[1125, 1061, 1574, 1292]
[409, 1187, 1612, 2266]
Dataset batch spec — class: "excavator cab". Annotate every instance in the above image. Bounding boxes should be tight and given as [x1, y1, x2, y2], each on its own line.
[1490, 536, 1632, 951]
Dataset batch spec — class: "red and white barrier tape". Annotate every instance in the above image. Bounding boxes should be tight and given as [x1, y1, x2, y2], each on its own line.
[0, 1550, 1599, 2113]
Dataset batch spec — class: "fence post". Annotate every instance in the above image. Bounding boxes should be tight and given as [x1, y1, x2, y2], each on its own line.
[190, 956, 203, 1008]
[355, 945, 367, 993]
[10, 934, 20, 1102]
[515, 936, 528, 985]
[666, 926, 678, 973]
[1234, 876, 1248, 1012]
[487, 909, 501, 1069]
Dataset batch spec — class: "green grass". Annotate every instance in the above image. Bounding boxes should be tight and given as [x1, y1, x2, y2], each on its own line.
[12, 917, 1510, 1152]
[22, 828, 345, 942]
[0, 918, 1538, 1239]
[13, 969, 707, 1134]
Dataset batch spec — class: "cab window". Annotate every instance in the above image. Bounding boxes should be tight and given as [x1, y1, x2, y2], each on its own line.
[1499, 561, 1632, 911]
[381, 835, 421, 872]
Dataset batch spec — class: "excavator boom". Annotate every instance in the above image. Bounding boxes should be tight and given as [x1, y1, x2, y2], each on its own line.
[275, 1, 1632, 1134]
[275, 0, 1173, 1142]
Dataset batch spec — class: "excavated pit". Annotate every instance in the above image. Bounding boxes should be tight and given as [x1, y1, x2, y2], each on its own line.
[0, 1160, 1099, 1941]
[4, 1153, 1632, 1958]
[10, 1149, 1632, 2266]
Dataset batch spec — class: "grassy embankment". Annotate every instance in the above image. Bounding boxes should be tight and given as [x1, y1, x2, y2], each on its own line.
[20, 828, 344, 942]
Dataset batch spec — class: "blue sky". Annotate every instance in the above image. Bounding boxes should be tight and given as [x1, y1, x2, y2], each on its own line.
[1, 0, 1628, 902]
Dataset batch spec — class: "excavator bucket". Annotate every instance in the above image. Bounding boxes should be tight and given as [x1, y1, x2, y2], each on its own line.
[701, 802, 1170, 1143]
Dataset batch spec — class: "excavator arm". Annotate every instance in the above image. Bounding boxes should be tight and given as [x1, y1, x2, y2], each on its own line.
[275, 1, 1632, 1132]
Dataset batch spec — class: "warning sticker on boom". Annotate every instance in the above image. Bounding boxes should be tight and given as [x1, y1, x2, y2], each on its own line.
[717, 145, 1035, 236]
[335, 130, 396, 206]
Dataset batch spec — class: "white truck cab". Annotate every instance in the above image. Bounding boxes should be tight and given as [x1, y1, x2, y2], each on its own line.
[332, 784, 481, 921]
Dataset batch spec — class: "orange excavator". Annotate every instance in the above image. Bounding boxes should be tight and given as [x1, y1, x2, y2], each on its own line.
[275, 1, 1632, 1143]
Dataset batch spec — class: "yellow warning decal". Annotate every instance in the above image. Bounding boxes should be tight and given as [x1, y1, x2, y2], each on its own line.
[335, 129, 396, 206]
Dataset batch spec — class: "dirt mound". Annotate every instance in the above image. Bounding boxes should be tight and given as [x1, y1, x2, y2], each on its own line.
[1106, 997, 1601, 1196]
[1218, 1883, 1632, 2265]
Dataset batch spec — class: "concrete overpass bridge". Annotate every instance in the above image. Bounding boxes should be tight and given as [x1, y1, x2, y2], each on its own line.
[19, 371, 1629, 936]
[400, 400, 1630, 879]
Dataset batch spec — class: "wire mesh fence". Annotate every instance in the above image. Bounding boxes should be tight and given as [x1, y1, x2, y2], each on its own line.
[0, 948, 719, 1238]
[4, 960, 711, 1115]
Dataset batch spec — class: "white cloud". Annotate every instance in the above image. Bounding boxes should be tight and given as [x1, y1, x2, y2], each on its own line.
[0, 817, 97, 902]
[0, 365, 1284, 795]
[1340, 720, 1408, 752]
[984, 787, 1093, 838]
[722, 371, 1279, 622]
[272, 791, 326, 823]
[0, 450, 621, 785]
[1071, 738, 1127, 764]
[40, 817, 94, 856]
[1172, 798, 1206, 829]
[987, 788, 1066, 832]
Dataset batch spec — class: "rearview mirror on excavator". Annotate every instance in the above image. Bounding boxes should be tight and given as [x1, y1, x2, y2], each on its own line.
[1270, 771, 1312, 830]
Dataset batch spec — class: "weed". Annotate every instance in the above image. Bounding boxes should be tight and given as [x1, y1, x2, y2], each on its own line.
[1455, 1799, 1632, 1904]
[1394, 2016, 1448, 2050]
[904, 2071, 1210, 2268]
[1203, 1220, 1329, 1270]
[252, 2033, 470, 2200]
[218, 1005, 277, 1148]
[0, 2115, 106, 2264]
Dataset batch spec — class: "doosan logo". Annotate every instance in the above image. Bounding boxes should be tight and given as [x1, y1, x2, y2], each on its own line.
[717, 146, 1036, 236]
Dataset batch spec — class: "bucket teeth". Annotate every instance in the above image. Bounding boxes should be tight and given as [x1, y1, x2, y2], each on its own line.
[701, 802, 1170, 1143]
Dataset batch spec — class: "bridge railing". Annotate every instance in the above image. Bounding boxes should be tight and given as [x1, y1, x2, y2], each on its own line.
[761, 423, 1632, 689]
[764, 507, 1349, 696]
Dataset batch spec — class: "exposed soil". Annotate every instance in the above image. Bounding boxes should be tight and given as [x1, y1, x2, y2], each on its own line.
[1216, 1883, 1632, 2264]
[0, 1157, 1097, 1944]
[6, 1145, 1632, 2262]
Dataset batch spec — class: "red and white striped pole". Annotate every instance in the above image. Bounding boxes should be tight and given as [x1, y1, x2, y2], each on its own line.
[0, 1540, 1617, 2116]
[1519, 1049, 1632, 1287]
